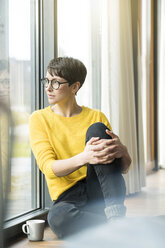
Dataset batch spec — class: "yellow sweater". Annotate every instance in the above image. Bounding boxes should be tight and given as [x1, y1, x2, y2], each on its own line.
[29, 105, 112, 201]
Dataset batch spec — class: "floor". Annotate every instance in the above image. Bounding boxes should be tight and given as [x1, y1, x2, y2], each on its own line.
[6, 169, 165, 248]
[125, 169, 165, 217]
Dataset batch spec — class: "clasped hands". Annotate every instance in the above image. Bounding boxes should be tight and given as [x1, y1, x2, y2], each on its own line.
[83, 129, 126, 165]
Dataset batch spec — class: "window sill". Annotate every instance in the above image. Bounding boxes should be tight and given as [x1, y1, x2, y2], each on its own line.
[4, 208, 49, 242]
[5, 225, 62, 248]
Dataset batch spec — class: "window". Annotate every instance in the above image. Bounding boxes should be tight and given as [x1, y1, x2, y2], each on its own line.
[0, 2, 56, 239]
[0, 0, 40, 222]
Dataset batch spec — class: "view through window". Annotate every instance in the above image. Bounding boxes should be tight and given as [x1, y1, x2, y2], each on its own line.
[0, 0, 39, 220]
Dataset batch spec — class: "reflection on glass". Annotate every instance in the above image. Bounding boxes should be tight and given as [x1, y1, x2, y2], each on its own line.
[0, 0, 38, 220]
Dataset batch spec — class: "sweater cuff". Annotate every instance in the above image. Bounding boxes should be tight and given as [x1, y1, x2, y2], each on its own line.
[42, 160, 56, 178]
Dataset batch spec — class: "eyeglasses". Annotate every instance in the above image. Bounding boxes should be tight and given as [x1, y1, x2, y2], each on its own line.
[41, 78, 69, 90]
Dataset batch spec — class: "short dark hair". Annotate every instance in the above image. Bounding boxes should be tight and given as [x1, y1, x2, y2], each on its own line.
[47, 57, 87, 89]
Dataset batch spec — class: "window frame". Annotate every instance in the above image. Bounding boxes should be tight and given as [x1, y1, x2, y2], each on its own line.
[3, 0, 57, 240]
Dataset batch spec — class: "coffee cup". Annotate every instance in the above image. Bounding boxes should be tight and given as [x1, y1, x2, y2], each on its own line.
[22, 219, 45, 241]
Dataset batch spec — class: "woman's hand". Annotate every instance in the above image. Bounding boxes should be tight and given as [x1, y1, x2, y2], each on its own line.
[82, 136, 115, 165]
[82, 129, 131, 172]
[92, 129, 126, 159]
[105, 129, 132, 172]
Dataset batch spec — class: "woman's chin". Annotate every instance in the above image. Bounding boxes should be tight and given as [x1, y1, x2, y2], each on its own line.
[47, 97, 56, 103]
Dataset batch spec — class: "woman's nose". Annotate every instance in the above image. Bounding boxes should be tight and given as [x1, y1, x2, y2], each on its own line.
[47, 81, 53, 91]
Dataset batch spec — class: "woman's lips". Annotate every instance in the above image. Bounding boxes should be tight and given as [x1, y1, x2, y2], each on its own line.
[48, 94, 55, 98]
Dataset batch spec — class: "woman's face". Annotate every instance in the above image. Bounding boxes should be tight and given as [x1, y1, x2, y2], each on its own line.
[45, 71, 73, 105]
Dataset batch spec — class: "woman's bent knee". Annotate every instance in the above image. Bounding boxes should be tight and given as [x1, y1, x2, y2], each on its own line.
[86, 122, 111, 143]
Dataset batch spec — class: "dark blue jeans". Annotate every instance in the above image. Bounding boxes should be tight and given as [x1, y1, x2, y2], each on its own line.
[48, 122, 126, 238]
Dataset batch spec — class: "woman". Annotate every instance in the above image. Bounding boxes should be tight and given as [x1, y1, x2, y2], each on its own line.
[29, 57, 131, 238]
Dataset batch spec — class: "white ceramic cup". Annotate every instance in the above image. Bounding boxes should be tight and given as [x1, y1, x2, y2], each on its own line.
[22, 219, 45, 241]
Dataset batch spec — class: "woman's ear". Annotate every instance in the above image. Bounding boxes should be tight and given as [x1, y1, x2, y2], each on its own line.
[71, 82, 81, 95]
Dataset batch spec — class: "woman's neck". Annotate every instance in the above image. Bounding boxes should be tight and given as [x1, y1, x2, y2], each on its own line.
[51, 99, 82, 117]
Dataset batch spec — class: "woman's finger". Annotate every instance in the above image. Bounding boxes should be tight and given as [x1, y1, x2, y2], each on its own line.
[106, 129, 119, 139]
[87, 137, 100, 145]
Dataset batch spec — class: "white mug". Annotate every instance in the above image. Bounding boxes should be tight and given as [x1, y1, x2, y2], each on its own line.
[22, 219, 45, 241]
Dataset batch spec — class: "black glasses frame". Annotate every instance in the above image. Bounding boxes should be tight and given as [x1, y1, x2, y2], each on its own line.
[41, 78, 69, 90]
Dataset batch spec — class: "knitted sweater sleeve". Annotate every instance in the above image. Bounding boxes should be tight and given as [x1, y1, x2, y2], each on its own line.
[29, 112, 56, 178]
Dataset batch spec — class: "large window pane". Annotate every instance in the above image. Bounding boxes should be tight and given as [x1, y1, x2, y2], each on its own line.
[0, 0, 39, 220]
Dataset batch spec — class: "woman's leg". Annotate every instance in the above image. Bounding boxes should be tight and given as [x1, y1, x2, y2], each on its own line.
[85, 122, 126, 220]
[47, 180, 106, 238]
[48, 122, 126, 238]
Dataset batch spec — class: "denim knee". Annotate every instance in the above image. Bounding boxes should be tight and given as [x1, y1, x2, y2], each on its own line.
[86, 122, 111, 143]
[86, 122, 122, 172]
[47, 201, 80, 238]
